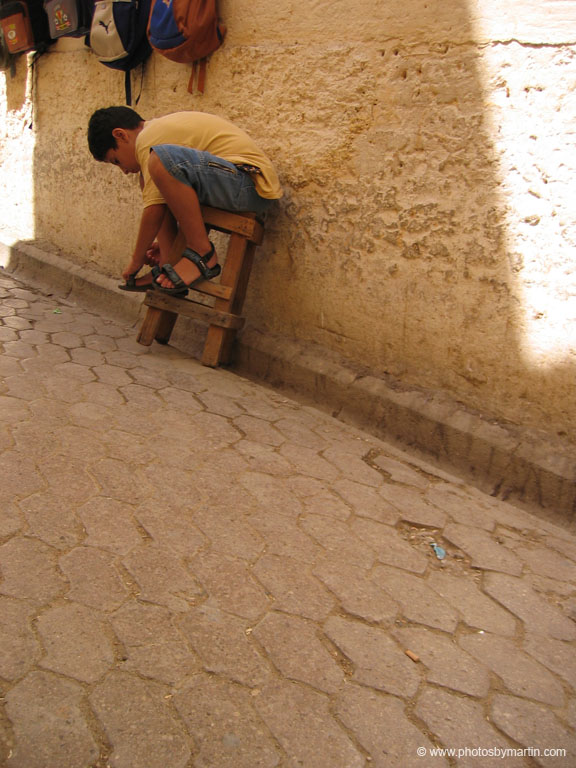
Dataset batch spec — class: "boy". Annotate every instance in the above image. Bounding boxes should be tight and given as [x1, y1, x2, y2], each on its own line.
[87, 107, 282, 294]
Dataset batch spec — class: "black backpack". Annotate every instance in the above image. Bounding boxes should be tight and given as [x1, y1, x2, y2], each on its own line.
[88, 0, 152, 105]
[43, 0, 93, 39]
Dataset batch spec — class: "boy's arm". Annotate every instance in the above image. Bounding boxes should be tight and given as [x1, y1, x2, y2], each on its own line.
[121, 204, 167, 280]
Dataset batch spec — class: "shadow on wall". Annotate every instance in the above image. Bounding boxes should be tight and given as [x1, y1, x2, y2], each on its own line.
[3, 2, 574, 509]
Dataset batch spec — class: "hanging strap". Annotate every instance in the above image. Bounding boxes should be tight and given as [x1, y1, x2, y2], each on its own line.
[188, 58, 208, 94]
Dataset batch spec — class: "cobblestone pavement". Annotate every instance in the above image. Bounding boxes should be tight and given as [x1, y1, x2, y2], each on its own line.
[1, 269, 576, 768]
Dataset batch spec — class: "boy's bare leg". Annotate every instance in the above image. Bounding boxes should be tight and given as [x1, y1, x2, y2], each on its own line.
[148, 150, 218, 289]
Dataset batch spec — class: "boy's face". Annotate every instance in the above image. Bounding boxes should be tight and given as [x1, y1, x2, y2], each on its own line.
[104, 128, 140, 174]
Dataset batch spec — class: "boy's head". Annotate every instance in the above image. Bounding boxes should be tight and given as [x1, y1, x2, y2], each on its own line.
[88, 106, 144, 173]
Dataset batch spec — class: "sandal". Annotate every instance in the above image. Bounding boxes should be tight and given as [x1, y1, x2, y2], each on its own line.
[153, 242, 221, 297]
[118, 273, 154, 292]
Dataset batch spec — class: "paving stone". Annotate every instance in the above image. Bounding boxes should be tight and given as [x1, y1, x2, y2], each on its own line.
[3, 374, 47, 401]
[0, 537, 65, 602]
[522, 634, 576, 689]
[424, 485, 496, 531]
[393, 626, 490, 697]
[459, 632, 565, 706]
[0, 597, 41, 680]
[190, 503, 264, 561]
[122, 544, 205, 612]
[415, 688, 525, 768]
[90, 671, 191, 768]
[0, 502, 22, 538]
[19, 489, 84, 550]
[60, 547, 130, 611]
[371, 566, 459, 631]
[195, 390, 243, 415]
[80, 381, 126, 407]
[273, 417, 329, 450]
[92, 363, 134, 387]
[351, 517, 430, 573]
[335, 685, 447, 768]
[89, 457, 156, 504]
[135, 500, 207, 557]
[324, 616, 421, 696]
[11, 420, 60, 461]
[511, 544, 576, 582]
[0, 449, 45, 502]
[315, 558, 398, 623]
[191, 552, 271, 621]
[83, 333, 119, 353]
[370, 453, 430, 489]
[234, 439, 293, 475]
[427, 571, 517, 636]
[279, 442, 341, 482]
[53, 361, 97, 382]
[442, 523, 524, 575]
[39, 453, 98, 505]
[247, 507, 320, 563]
[491, 694, 576, 766]
[546, 535, 576, 564]
[41, 374, 85, 403]
[253, 554, 335, 620]
[0, 326, 18, 342]
[234, 414, 286, 447]
[379, 484, 449, 528]
[253, 612, 345, 693]
[483, 572, 576, 641]
[301, 490, 353, 520]
[322, 446, 383, 487]
[37, 602, 116, 683]
[76, 497, 144, 554]
[177, 604, 271, 687]
[188, 410, 243, 449]
[333, 478, 400, 525]
[173, 674, 281, 768]
[0, 355, 23, 376]
[301, 513, 377, 567]
[254, 679, 364, 768]
[239, 471, 303, 517]
[4, 671, 99, 768]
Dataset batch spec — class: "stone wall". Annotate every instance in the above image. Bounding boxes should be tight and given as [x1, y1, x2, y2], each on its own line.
[1, 0, 575, 444]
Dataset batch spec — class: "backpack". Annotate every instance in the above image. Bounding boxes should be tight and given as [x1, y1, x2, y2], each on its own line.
[147, 0, 224, 93]
[0, 17, 16, 70]
[89, 0, 152, 105]
[43, 0, 92, 39]
[0, 1, 35, 52]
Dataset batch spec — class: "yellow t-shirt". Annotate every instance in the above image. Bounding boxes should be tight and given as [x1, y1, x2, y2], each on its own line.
[135, 111, 282, 207]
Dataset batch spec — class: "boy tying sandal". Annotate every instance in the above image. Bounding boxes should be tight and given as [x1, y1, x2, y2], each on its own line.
[87, 107, 282, 295]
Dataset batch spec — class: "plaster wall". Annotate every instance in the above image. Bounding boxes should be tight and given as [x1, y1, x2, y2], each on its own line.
[1, 0, 575, 443]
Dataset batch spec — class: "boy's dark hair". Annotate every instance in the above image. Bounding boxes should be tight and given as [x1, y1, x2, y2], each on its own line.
[88, 106, 144, 160]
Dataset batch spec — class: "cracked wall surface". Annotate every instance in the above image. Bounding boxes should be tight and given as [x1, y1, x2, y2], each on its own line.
[0, 0, 575, 444]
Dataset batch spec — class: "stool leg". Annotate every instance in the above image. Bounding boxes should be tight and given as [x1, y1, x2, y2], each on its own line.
[137, 306, 164, 346]
[202, 236, 254, 367]
[155, 310, 178, 345]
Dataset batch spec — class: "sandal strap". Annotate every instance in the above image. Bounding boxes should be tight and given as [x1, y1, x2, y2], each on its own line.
[181, 242, 219, 280]
[160, 263, 186, 289]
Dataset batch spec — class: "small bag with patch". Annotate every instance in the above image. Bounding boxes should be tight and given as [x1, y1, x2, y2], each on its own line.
[147, 0, 225, 93]
[0, 1, 34, 53]
[43, 0, 92, 39]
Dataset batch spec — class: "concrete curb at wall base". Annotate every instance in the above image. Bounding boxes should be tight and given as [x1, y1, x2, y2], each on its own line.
[3, 238, 575, 526]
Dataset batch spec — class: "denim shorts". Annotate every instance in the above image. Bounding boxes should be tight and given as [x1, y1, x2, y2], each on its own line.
[151, 144, 273, 217]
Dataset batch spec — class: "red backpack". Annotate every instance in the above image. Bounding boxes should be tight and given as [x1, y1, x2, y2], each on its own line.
[147, 0, 225, 93]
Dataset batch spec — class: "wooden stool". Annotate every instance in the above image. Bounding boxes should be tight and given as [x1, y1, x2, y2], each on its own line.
[137, 206, 264, 367]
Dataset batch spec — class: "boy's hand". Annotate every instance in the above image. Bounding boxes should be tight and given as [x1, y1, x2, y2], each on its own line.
[144, 242, 161, 266]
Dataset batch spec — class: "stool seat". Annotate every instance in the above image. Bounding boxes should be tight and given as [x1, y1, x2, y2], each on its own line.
[136, 206, 264, 367]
